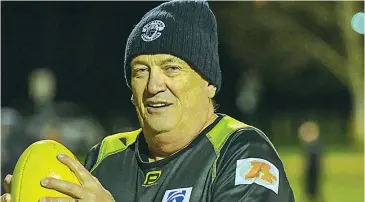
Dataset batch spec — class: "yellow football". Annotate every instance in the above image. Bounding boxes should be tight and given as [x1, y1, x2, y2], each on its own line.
[11, 140, 81, 202]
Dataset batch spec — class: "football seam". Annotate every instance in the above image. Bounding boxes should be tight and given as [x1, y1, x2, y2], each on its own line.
[50, 141, 79, 184]
[17, 143, 36, 202]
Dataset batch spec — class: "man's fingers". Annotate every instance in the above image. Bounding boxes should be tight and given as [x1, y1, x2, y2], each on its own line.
[92, 176, 102, 186]
[1, 193, 11, 202]
[39, 197, 77, 202]
[3, 175, 12, 193]
[41, 178, 84, 199]
[56, 154, 93, 184]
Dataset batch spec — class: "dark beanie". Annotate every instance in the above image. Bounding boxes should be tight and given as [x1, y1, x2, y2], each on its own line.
[124, 0, 222, 93]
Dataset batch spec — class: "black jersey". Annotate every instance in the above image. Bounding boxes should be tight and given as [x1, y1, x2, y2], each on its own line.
[84, 114, 295, 202]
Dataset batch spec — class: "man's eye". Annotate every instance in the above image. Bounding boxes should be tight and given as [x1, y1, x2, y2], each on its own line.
[166, 66, 180, 72]
[137, 68, 148, 72]
[132, 68, 149, 77]
[134, 67, 148, 73]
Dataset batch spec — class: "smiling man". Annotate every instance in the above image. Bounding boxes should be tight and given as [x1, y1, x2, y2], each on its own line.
[1, 1, 295, 202]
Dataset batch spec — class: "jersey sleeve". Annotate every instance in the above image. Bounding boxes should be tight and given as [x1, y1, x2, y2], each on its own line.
[83, 143, 101, 171]
[211, 129, 295, 202]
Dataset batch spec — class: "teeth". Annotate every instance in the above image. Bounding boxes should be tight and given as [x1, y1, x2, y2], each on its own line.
[149, 103, 167, 107]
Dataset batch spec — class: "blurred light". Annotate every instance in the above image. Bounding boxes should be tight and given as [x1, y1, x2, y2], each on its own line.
[28, 68, 56, 104]
[236, 70, 261, 115]
[298, 121, 320, 143]
[254, 0, 267, 8]
[351, 12, 364, 34]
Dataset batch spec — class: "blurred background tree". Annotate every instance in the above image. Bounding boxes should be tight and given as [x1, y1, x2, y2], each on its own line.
[212, 1, 364, 150]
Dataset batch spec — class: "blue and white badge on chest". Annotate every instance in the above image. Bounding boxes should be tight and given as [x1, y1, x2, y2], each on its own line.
[161, 187, 193, 202]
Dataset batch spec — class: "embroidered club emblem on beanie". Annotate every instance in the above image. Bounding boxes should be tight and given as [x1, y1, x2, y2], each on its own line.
[141, 20, 166, 42]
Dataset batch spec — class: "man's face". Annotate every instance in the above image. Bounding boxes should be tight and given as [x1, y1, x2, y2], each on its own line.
[131, 54, 215, 134]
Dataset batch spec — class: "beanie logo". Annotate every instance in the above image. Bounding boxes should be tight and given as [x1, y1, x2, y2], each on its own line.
[141, 20, 165, 42]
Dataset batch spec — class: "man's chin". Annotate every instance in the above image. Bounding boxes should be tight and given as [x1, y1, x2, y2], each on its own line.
[145, 119, 175, 133]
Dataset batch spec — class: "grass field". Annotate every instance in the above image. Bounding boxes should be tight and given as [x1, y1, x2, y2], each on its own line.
[77, 148, 364, 202]
[278, 148, 364, 202]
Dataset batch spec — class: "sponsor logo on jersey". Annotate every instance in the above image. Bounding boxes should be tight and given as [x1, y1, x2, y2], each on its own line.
[235, 158, 279, 194]
[162, 187, 193, 202]
[143, 170, 162, 186]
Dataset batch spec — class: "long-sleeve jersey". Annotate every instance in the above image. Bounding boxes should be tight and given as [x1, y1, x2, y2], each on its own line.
[84, 114, 295, 202]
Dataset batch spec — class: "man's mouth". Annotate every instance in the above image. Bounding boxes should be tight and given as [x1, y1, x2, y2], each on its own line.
[146, 103, 173, 108]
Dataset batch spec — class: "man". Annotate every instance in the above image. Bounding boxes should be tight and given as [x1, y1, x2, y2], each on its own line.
[298, 121, 323, 202]
[1, 1, 295, 202]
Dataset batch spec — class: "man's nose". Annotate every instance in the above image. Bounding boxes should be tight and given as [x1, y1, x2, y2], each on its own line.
[147, 69, 166, 95]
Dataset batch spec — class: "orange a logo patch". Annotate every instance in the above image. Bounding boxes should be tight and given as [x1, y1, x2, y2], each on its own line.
[235, 158, 279, 194]
[244, 161, 277, 184]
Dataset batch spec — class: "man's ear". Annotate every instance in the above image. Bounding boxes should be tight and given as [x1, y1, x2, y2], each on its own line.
[207, 83, 217, 99]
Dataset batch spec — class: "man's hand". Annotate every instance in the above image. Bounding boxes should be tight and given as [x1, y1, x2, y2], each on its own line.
[1, 174, 12, 202]
[39, 154, 115, 202]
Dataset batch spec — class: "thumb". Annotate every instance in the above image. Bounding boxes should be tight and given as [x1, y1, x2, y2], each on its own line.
[4, 175, 12, 193]
[1, 193, 11, 202]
